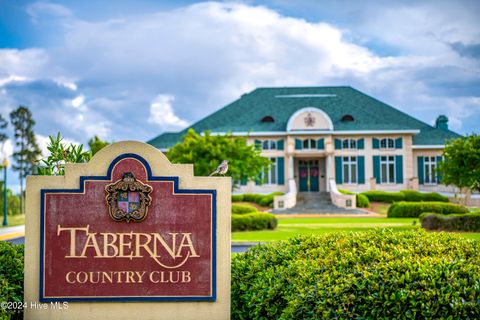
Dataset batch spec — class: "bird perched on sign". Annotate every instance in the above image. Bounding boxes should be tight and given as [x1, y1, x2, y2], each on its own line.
[209, 160, 229, 176]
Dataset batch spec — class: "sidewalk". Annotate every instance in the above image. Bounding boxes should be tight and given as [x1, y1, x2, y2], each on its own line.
[0, 225, 25, 241]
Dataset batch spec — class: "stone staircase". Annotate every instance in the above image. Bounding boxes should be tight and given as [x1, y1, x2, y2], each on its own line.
[272, 192, 365, 214]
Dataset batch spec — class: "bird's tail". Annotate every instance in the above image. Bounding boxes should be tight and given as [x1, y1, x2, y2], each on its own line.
[209, 171, 215, 176]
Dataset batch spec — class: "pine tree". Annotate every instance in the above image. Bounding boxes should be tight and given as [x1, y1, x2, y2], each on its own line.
[10, 106, 42, 213]
[0, 114, 7, 143]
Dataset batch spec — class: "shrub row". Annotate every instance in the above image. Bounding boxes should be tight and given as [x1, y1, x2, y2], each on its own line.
[232, 213, 278, 231]
[232, 192, 284, 207]
[387, 201, 468, 218]
[420, 212, 480, 232]
[231, 229, 480, 319]
[231, 204, 257, 214]
[361, 190, 448, 203]
[338, 189, 370, 208]
[0, 242, 24, 320]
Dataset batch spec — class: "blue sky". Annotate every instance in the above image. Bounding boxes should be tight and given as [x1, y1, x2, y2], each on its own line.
[0, 0, 479, 192]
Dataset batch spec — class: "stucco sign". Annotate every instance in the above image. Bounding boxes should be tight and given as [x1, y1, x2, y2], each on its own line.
[25, 142, 231, 320]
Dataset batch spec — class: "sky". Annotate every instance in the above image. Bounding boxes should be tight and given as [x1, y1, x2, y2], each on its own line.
[0, 0, 479, 192]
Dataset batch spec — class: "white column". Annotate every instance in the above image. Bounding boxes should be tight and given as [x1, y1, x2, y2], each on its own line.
[288, 155, 294, 180]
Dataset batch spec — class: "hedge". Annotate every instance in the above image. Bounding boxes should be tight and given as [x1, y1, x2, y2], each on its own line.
[338, 189, 370, 208]
[420, 212, 480, 232]
[232, 204, 257, 214]
[387, 201, 468, 218]
[231, 194, 244, 202]
[0, 242, 24, 320]
[232, 213, 278, 231]
[361, 190, 448, 203]
[231, 229, 480, 319]
[236, 192, 284, 207]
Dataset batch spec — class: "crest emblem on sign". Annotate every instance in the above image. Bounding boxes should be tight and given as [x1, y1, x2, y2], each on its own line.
[304, 112, 316, 127]
[105, 172, 153, 223]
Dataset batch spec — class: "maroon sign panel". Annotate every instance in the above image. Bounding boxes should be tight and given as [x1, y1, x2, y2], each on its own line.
[40, 154, 216, 302]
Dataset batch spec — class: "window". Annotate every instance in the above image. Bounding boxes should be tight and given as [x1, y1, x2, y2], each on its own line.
[261, 158, 277, 184]
[380, 156, 395, 183]
[380, 138, 394, 149]
[342, 156, 357, 184]
[341, 114, 354, 122]
[342, 139, 357, 150]
[261, 116, 274, 123]
[424, 156, 437, 184]
[262, 140, 276, 150]
[302, 139, 317, 149]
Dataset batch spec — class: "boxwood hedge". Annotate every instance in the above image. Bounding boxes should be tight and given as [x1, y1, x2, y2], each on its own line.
[387, 201, 468, 218]
[232, 204, 257, 214]
[231, 229, 480, 319]
[0, 242, 24, 320]
[420, 212, 480, 232]
[235, 192, 284, 207]
[339, 189, 370, 208]
[361, 190, 448, 203]
[232, 212, 278, 231]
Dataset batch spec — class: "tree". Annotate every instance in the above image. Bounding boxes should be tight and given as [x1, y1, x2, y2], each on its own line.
[10, 106, 42, 213]
[88, 135, 110, 156]
[438, 134, 480, 195]
[0, 114, 7, 144]
[166, 129, 271, 187]
[37, 133, 91, 176]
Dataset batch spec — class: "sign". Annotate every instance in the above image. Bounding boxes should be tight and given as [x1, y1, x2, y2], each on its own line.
[25, 142, 230, 319]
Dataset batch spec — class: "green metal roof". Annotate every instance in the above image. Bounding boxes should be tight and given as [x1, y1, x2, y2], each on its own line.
[147, 86, 461, 148]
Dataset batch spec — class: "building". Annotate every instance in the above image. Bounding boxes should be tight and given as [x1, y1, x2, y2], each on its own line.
[148, 86, 461, 209]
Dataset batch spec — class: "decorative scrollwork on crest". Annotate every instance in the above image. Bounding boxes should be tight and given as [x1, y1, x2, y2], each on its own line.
[105, 172, 152, 223]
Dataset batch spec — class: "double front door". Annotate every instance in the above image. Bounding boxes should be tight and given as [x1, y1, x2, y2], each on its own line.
[299, 160, 319, 192]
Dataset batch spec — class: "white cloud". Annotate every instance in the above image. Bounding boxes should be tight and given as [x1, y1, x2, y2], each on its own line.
[26, 1, 72, 23]
[148, 94, 189, 130]
[0, 139, 13, 162]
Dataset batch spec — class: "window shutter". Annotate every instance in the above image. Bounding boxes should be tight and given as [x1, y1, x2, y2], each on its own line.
[335, 156, 343, 184]
[277, 157, 285, 185]
[417, 157, 424, 185]
[334, 138, 342, 149]
[255, 140, 262, 150]
[436, 156, 443, 183]
[372, 138, 380, 149]
[395, 155, 403, 184]
[373, 156, 380, 183]
[277, 139, 284, 150]
[358, 156, 365, 184]
[295, 139, 302, 150]
[317, 138, 324, 150]
[395, 137, 403, 149]
[357, 138, 364, 150]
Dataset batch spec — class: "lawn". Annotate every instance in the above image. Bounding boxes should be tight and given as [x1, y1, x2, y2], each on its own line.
[0, 214, 25, 227]
[232, 216, 480, 242]
[232, 216, 419, 242]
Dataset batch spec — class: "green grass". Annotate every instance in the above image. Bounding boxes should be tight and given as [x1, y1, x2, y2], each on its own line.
[232, 216, 480, 242]
[0, 214, 25, 227]
[232, 217, 418, 242]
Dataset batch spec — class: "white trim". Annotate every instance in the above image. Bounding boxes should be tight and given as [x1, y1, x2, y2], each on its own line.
[205, 129, 420, 137]
[286, 107, 334, 131]
[412, 145, 444, 149]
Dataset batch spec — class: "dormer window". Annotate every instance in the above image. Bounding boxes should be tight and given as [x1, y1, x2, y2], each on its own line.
[261, 116, 274, 123]
[341, 114, 354, 122]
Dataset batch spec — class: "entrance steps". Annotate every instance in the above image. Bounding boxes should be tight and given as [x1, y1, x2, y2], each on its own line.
[272, 192, 364, 214]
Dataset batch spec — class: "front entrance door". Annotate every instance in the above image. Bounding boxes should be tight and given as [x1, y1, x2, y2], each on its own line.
[299, 160, 319, 192]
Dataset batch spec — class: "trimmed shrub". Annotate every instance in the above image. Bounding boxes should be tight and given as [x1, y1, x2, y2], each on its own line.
[258, 195, 274, 207]
[231, 194, 244, 202]
[401, 190, 449, 202]
[388, 201, 468, 218]
[339, 189, 370, 208]
[420, 212, 480, 232]
[239, 192, 284, 207]
[356, 193, 370, 208]
[231, 229, 480, 319]
[232, 213, 278, 231]
[0, 242, 24, 320]
[361, 190, 405, 203]
[232, 204, 257, 214]
[242, 193, 257, 202]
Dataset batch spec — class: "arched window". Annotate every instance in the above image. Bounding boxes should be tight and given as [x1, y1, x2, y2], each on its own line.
[341, 114, 354, 122]
[302, 139, 317, 149]
[380, 138, 394, 149]
[261, 116, 275, 123]
[262, 140, 276, 150]
[342, 139, 357, 149]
